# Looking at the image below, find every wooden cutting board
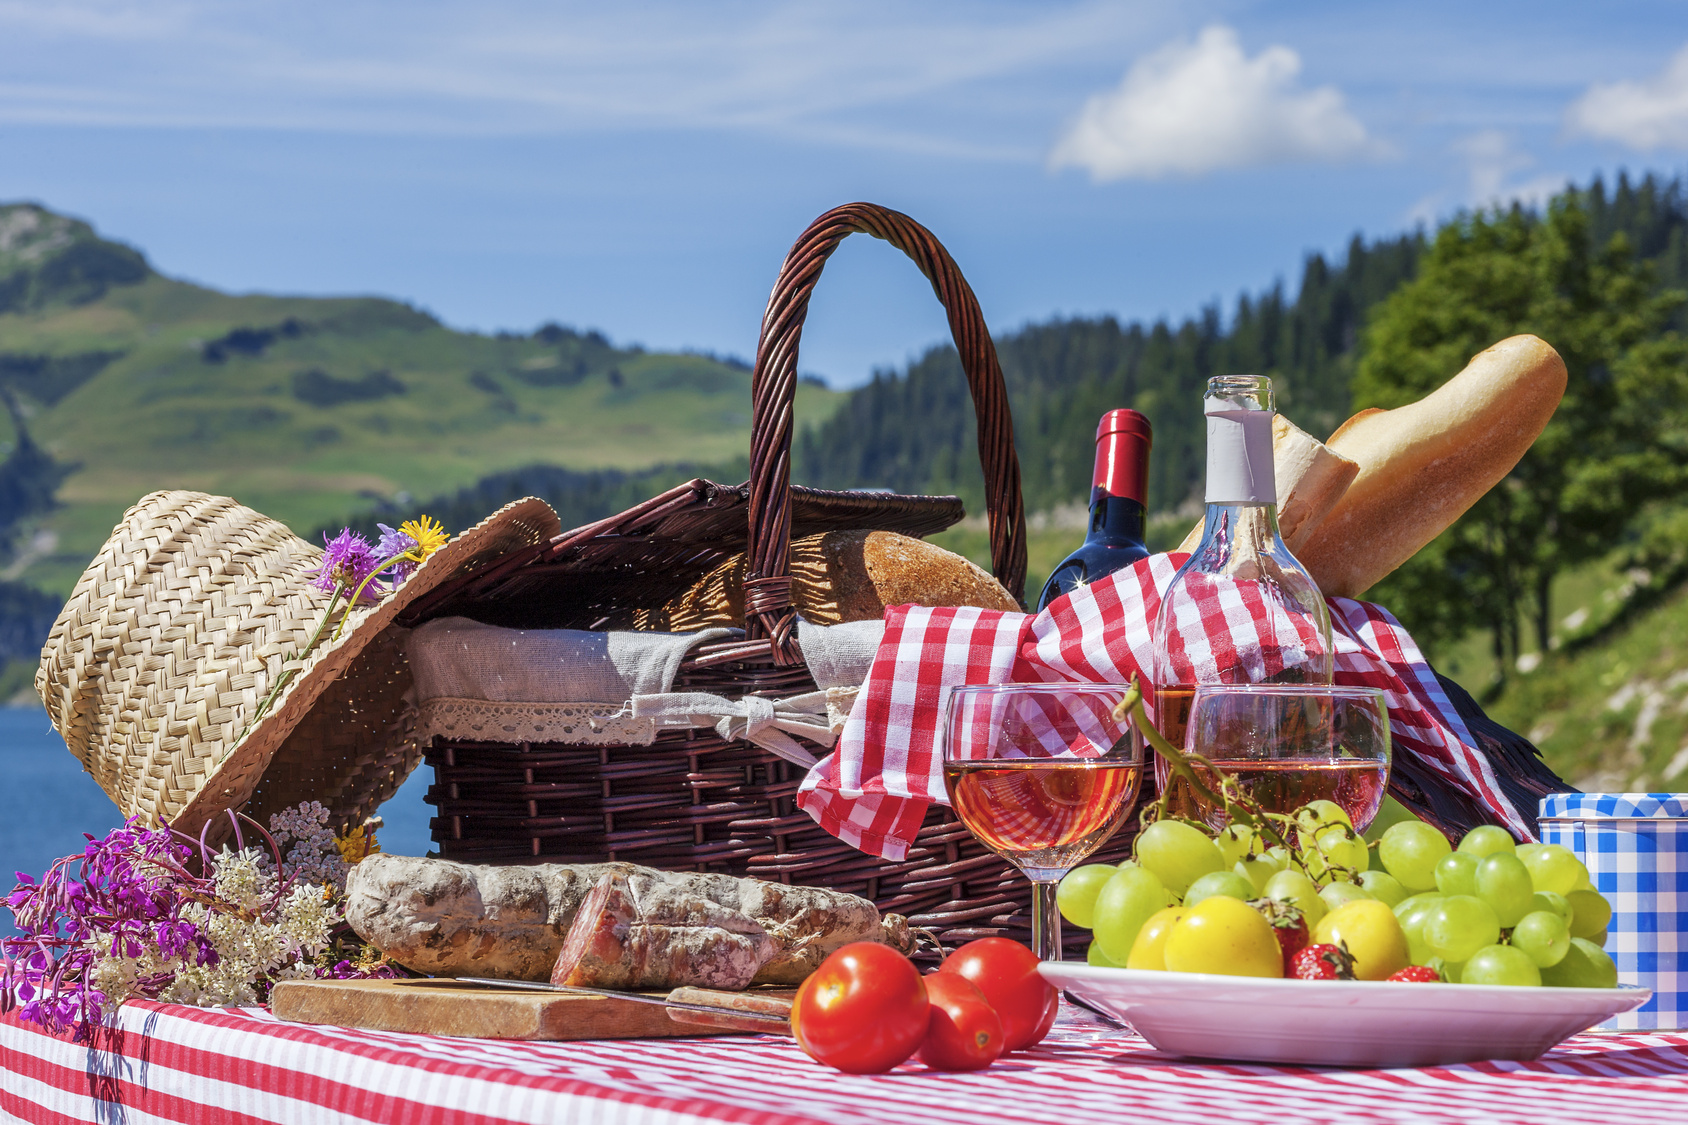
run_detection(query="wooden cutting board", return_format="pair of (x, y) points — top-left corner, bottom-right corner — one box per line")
(271, 978), (774, 1041)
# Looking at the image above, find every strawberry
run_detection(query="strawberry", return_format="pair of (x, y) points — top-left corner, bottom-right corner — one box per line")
(1251, 897), (1309, 976)
(1290, 942), (1357, 981)
(1387, 965), (1442, 983)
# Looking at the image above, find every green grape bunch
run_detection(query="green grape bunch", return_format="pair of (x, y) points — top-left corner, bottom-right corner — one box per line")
(1054, 677), (1621, 988)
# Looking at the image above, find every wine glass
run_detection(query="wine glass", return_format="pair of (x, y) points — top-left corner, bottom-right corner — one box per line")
(1161, 684), (1391, 831)
(942, 684), (1145, 962)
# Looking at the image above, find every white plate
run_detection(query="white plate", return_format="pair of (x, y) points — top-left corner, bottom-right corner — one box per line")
(1040, 962), (1651, 1068)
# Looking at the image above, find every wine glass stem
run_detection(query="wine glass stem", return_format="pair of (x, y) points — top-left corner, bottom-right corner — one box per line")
(1031, 879), (1062, 962)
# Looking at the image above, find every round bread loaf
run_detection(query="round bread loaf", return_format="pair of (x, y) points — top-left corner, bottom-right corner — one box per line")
(1293, 334), (1567, 598)
(637, 529), (1020, 632)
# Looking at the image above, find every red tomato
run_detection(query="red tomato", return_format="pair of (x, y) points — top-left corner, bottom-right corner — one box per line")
(937, 938), (1058, 1051)
(791, 943), (929, 1073)
(917, 972), (1004, 1071)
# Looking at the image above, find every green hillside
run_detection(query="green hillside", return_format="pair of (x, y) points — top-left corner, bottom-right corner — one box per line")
(0, 202), (839, 600)
(1485, 561), (1688, 792)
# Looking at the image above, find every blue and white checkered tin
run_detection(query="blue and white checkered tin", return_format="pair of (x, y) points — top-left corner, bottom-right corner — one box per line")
(1539, 793), (1687, 1029)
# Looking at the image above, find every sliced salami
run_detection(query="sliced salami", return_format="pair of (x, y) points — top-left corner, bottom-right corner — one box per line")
(551, 872), (775, 991)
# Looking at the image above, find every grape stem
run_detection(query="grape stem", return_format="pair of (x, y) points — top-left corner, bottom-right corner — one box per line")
(1113, 677), (1360, 882)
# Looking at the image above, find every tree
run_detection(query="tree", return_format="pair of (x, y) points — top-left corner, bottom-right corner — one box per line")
(0, 386), (76, 561)
(1355, 197), (1688, 673)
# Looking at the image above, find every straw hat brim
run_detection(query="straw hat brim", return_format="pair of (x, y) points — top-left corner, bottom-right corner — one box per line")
(36, 491), (560, 841)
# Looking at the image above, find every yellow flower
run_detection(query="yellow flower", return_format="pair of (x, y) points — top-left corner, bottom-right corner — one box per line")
(399, 515), (448, 564)
(326, 515), (449, 643)
(336, 823), (381, 865)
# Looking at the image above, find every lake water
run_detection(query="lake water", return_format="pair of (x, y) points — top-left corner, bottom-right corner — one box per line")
(0, 705), (437, 937)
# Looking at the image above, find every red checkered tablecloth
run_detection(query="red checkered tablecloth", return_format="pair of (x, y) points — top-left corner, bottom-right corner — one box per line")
(797, 556), (1531, 861)
(3, 1001), (1687, 1125)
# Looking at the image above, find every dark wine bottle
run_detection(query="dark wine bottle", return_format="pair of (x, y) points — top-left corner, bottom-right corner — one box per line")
(1035, 408), (1153, 610)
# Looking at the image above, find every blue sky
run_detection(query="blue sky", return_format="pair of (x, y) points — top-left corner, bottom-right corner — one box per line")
(3, 1), (1687, 386)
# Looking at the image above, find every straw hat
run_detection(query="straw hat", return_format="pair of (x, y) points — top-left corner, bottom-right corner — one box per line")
(36, 490), (560, 842)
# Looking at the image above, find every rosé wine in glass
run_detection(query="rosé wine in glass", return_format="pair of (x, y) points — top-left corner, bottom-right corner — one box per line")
(1163, 683), (1391, 831)
(942, 684), (1145, 961)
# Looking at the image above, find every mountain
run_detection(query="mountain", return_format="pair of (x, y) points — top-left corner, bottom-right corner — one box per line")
(0, 204), (149, 313)
(0, 203), (838, 606)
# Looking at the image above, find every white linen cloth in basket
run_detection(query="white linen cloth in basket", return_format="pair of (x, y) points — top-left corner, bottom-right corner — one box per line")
(404, 616), (883, 766)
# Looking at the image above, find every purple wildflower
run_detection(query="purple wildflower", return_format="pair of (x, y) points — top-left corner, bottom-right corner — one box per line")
(307, 529), (380, 602)
(4, 808), (395, 1041)
(374, 524), (419, 582)
(325, 957), (403, 981)
(2, 819), (214, 1040)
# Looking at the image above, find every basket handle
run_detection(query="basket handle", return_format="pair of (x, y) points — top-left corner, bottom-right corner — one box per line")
(745, 202), (1028, 660)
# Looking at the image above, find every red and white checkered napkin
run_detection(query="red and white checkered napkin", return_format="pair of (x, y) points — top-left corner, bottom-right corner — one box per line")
(796, 553), (1533, 860)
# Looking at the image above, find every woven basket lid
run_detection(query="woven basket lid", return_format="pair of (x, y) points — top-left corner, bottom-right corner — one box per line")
(35, 490), (560, 841)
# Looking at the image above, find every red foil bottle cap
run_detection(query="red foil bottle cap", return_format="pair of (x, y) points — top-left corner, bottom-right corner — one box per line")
(1097, 409), (1152, 441)
(1093, 409), (1152, 502)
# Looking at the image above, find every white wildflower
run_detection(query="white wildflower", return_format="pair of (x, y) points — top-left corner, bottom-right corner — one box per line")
(261, 801), (351, 892)
(277, 884), (335, 961)
(88, 953), (143, 1006)
(211, 847), (277, 914)
(204, 905), (287, 972)
(137, 862), (346, 1008)
(55, 803), (380, 1025)
(161, 955), (261, 1008)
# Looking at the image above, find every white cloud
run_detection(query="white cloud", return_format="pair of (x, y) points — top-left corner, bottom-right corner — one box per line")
(1566, 43), (1688, 150)
(1456, 131), (1565, 210)
(0, 0), (1163, 159)
(0, 0), (194, 39)
(1405, 131), (1566, 225)
(1049, 25), (1372, 181)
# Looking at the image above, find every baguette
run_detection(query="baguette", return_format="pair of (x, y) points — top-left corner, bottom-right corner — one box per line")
(1175, 415), (1360, 554)
(1293, 334), (1567, 597)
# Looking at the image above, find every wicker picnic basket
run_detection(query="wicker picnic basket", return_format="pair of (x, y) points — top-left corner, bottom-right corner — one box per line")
(396, 202), (1129, 956)
(392, 202), (1573, 958)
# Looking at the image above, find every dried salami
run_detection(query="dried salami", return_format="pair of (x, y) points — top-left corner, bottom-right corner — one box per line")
(344, 854), (632, 979)
(345, 855), (908, 986)
(552, 872), (775, 991)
